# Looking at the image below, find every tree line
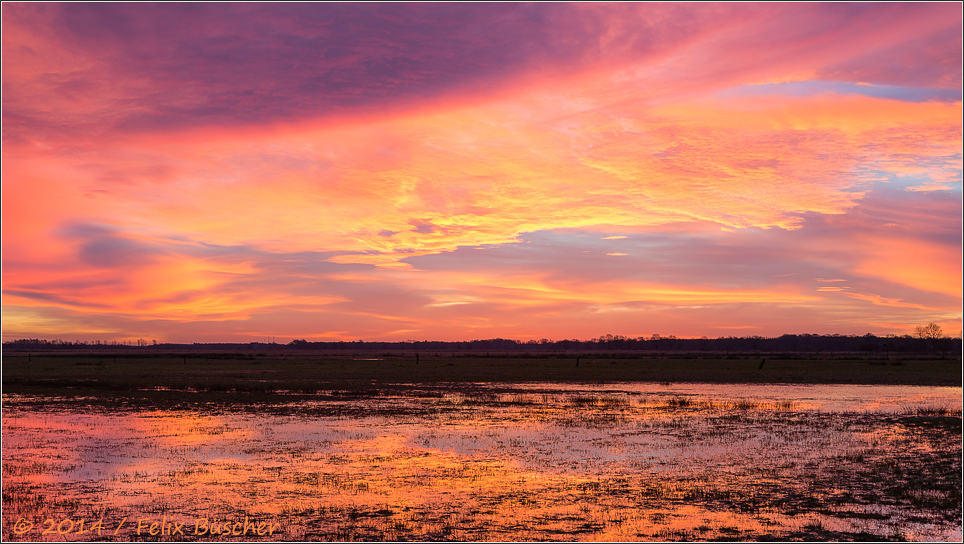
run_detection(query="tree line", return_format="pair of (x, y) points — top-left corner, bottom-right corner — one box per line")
(5, 326), (960, 356)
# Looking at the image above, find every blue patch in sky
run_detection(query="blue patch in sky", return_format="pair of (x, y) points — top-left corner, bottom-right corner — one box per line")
(720, 81), (961, 103)
(855, 166), (963, 193)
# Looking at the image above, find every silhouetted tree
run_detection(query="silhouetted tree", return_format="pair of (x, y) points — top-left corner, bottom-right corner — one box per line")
(914, 322), (943, 340)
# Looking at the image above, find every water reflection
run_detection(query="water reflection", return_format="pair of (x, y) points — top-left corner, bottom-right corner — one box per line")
(2, 383), (961, 541)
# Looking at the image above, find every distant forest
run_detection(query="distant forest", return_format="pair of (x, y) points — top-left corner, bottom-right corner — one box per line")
(4, 331), (960, 357)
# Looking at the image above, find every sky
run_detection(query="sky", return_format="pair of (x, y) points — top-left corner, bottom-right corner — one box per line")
(2, 3), (962, 343)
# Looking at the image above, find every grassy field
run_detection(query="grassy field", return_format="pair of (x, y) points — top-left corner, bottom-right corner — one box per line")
(2, 353), (959, 405)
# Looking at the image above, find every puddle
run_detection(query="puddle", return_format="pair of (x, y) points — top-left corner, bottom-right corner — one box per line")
(2, 383), (961, 541)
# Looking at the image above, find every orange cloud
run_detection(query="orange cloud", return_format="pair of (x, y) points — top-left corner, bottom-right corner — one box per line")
(4, 85), (960, 340)
(844, 292), (940, 311)
(8, 90), (958, 260)
(853, 235), (963, 298)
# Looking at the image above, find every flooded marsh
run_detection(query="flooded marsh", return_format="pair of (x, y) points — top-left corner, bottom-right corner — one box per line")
(2, 382), (961, 541)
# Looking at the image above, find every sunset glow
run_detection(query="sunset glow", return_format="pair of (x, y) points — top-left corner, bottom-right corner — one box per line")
(3, 3), (961, 342)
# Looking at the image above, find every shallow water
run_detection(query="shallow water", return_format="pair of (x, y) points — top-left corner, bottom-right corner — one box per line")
(2, 383), (961, 541)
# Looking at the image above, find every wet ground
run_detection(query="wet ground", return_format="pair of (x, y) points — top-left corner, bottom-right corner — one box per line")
(2, 383), (961, 541)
